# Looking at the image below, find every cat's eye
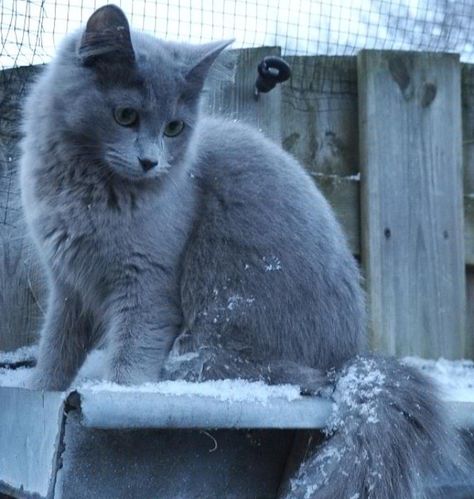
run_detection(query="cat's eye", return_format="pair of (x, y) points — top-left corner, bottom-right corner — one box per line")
(164, 120), (185, 137)
(114, 107), (138, 127)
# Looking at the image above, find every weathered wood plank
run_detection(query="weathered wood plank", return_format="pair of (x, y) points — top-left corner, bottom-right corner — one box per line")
(358, 50), (466, 358)
(466, 196), (474, 268)
(280, 56), (360, 255)
(466, 269), (474, 359)
(203, 47), (282, 143)
(462, 64), (474, 266)
(0, 66), (45, 352)
(281, 56), (359, 177)
(462, 64), (474, 194)
(313, 174), (360, 255)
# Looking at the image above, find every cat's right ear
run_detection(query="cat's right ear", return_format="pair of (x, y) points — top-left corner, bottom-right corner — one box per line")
(77, 5), (135, 66)
(181, 40), (234, 99)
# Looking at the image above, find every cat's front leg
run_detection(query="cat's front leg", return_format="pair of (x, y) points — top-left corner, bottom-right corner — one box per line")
(30, 282), (93, 391)
(104, 292), (180, 385)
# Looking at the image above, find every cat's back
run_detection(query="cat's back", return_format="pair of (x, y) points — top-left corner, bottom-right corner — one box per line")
(192, 115), (303, 183)
(183, 115), (366, 367)
(190, 115), (342, 244)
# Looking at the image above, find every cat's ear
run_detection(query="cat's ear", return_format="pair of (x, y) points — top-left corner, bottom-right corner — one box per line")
(184, 40), (234, 90)
(78, 5), (135, 66)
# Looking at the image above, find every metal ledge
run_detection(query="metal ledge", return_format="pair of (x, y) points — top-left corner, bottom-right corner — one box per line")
(1, 384), (473, 498)
(73, 387), (335, 430)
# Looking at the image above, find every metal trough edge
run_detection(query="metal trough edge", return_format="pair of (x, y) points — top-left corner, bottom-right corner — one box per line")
(72, 388), (335, 430)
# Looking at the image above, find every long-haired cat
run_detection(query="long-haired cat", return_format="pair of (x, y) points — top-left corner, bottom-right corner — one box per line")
(20, 5), (466, 497)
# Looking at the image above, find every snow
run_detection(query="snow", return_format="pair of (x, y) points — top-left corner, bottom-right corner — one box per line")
(263, 256), (282, 272)
(0, 344), (37, 365)
(79, 349), (303, 403)
(311, 172), (361, 182)
(402, 357), (474, 403)
(0, 345), (38, 388)
(329, 357), (386, 430)
(227, 295), (255, 310)
(79, 379), (303, 404)
(0, 367), (32, 388)
(0, 346), (303, 404)
(0, 346), (473, 406)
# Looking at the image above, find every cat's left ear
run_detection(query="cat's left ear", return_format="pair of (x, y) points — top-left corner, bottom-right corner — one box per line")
(184, 40), (234, 90)
(78, 5), (135, 66)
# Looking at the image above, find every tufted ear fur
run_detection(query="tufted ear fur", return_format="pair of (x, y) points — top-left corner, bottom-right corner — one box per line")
(184, 40), (234, 92)
(78, 4), (135, 66)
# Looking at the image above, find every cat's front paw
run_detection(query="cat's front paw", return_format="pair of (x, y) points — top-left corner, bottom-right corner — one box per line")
(26, 368), (72, 392)
(106, 363), (156, 386)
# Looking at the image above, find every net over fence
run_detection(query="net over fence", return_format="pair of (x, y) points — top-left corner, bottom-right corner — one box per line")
(2, 0), (474, 71)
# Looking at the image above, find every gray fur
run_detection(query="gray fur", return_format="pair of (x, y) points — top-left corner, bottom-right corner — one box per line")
(286, 356), (467, 498)
(20, 5), (467, 497)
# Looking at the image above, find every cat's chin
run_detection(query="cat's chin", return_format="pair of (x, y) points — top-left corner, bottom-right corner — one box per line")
(110, 166), (169, 183)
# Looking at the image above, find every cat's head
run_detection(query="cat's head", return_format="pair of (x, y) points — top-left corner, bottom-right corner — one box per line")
(36, 5), (231, 181)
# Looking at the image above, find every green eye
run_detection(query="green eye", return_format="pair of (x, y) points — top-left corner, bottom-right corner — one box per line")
(113, 107), (138, 126)
(164, 120), (185, 137)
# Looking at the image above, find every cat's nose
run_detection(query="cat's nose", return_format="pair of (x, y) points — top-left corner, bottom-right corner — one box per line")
(138, 157), (158, 172)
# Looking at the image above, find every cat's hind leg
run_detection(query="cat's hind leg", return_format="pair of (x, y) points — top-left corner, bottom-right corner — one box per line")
(163, 329), (327, 395)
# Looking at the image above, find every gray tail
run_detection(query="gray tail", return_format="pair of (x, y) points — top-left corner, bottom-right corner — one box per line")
(285, 355), (469, 499)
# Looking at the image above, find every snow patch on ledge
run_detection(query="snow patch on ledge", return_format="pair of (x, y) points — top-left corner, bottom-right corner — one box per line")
(78, 379), (303, 404)
(1, 345), (473, 405)
(0, 367), (31, 388)
(0, 344), (37, 364)
(402, 357), (474, 403)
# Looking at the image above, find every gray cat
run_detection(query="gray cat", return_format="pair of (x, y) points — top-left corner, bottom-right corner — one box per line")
(20, 5), (466, 498)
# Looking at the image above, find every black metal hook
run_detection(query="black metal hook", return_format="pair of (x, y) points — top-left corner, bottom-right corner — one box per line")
(254, 56), (291, 99)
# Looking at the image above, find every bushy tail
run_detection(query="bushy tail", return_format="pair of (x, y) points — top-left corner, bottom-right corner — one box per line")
(284, 355), (468, 499)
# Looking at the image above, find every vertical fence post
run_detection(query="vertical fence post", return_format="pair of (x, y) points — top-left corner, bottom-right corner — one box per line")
(462, 64), (474, 359)
(358, 50), (466, 358)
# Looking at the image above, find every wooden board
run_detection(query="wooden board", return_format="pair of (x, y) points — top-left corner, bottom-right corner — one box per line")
(466, 196), (474, 268)
(313, 174), (360, 256)
(467, 269), (474, 359)
(358, 51), (466, 358)
(281, 55), (360, 256)
(203, 46), (282, 143)
(462, 64), (474, 194)
(462, 64), (474, 266)
(281, 55), (359, 177)
(0, 66), (45, 351)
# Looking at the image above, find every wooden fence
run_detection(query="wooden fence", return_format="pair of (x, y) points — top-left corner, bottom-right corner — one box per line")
(0, 47), (472, 358)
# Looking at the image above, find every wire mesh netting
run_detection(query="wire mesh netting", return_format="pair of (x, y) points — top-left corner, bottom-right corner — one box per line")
(2, 0), (474, 71)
